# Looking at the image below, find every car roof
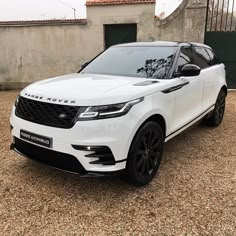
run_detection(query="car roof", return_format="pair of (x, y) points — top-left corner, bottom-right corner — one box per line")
(114, 41), (212, 49)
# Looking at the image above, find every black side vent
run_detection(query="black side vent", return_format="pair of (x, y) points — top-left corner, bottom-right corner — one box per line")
(72, 145), (115, 165)
(134, 80), (159, 86)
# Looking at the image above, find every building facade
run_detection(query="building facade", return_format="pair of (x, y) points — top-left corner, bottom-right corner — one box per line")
(0, 0), (207, 90)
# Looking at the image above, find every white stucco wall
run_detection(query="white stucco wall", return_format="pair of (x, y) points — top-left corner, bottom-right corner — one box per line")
(0, 0), (207, 90)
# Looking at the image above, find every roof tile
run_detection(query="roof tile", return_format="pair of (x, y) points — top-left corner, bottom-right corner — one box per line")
(0, 19), (87, 26)
(86, 0), (156, 6)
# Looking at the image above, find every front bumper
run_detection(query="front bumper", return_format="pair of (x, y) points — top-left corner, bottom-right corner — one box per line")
(11, 137), (87, 174)
(10, 103), (145, 174)
(11, 137), (124, 176)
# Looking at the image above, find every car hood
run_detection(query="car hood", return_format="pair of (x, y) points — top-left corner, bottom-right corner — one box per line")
(21, 73), (172, 106)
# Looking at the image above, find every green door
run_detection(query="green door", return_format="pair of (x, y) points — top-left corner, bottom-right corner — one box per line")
(205, 32), (236, 89)
(104, 24), (137, 49)
(205, 0), (236, 89)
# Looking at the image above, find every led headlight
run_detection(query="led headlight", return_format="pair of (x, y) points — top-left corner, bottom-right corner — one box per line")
(77, 97), (144, 121)
(15, 95), (20, 107)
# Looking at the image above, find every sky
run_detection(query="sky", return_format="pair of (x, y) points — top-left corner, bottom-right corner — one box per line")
(0, 0), (183, 21)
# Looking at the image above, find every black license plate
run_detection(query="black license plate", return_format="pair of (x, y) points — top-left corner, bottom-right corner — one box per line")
(20, 130), (52, 148)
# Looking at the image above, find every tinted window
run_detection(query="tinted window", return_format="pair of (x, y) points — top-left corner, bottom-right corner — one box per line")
(193, 47), (211, 69)
(81, 46), (177, 79)
(175, 47), (194, 73)
(206, 48), (220, 65)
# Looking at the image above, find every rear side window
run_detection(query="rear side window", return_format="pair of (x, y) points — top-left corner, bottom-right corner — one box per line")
(206, 48), (220, 65)
(175, 47), (195, 73)
(193, 47), (211, 69)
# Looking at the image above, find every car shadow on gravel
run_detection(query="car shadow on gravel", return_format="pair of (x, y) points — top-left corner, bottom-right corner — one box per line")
(20, 158), (136, 191)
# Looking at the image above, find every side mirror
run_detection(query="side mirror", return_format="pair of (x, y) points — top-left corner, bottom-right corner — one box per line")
(181, 64), (201, 77)
(78, 61), (90, 73)
(81, 61), (90, 69)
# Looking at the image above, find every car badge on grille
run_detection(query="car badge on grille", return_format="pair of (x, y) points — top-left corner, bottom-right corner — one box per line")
(59, 114), (67, 119)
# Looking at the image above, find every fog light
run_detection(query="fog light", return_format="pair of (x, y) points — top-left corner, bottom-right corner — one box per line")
(72, 145), (116, 165)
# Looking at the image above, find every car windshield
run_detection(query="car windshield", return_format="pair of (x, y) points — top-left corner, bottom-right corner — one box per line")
(80, 46), (177, 79)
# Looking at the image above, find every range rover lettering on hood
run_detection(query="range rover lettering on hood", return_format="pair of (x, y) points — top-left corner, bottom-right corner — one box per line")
(24, 93), (76, 104)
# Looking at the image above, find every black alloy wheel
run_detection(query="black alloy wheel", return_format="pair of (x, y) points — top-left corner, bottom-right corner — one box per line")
(206, 89), (226, 127)
(126, 121), (164, 186)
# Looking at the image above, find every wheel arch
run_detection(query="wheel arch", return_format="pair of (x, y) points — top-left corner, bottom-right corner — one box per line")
(130, 114), (167, 144)
(144, 114), (166, 138)
(125, 110), (169, 165)
(221, 85), (228, 96)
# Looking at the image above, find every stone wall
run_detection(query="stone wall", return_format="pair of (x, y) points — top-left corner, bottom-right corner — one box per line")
(0, 22), (90, 90)
(154, 0), (207, 42)
(0, 0), (207, 90)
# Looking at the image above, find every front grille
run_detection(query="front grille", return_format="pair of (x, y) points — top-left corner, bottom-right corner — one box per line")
(15, 96), (80, 129)
(14, 137), (87, 175)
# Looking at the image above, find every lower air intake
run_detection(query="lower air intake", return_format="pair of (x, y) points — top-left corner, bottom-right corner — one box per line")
(14, 137), (87, 175)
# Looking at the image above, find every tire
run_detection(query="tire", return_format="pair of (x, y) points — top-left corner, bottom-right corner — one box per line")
(125, 121), (164, 186)
(206, 89), (226, 127)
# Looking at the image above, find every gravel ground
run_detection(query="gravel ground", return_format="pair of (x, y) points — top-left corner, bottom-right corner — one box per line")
(0, 91), (235, 236)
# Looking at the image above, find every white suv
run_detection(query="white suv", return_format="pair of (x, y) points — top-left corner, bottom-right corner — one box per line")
(10, 41), (227, 186)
